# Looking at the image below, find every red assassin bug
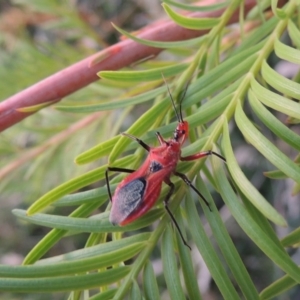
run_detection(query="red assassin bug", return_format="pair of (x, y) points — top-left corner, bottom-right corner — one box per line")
(105, 81), (226, 249)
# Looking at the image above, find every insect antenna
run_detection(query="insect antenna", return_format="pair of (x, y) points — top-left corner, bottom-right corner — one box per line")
(161, 74), (183, 123)
(177, 83), (189, 122)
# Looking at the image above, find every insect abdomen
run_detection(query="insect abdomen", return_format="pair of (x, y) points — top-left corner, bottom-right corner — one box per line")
(110, 177), (146, 225)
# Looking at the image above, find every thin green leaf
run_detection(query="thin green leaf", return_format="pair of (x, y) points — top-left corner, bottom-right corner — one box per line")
(271, 0), (286, 19)
(247, 0), (271, 20)
(56, 86), (167, 113)
(237, 187), (285, 250)
(212, 154), (300, 284)
(130, 280), (142, 300)
(251, 77), (300, 118)
(0, 243), (144, 278)
(163, 0), (228, 12)
(186, 45), (262, 106)
(234, 19), (276, 54)
(274, 37), (300, 64)
(195, 177), (260, 299)
(89, 288), (117, 300)
(75, 136), (120, 164)
(53, 184), (116, 207)
(223, 120), (287, 226)
(281, 227), (300, 247)
(14, 208), (164, 233)
(17, 100), (58, 112)
(235, 100), (300, 184)
(162, 225), (186, 300)
(143, 262), (160, 300)
(112, 23), (206, 49)
(263, 169), (288, 179)
(162, 3), (220, 30)
(0, 266), (130, 292)
(175, 211), (202, 300)
(185, 193), (241, 300)
(260, 272), (298, 300)
(37, 233), (150, 264)
(261, 59), (300, 100)
(248, 88), (300, 151)
(99, 63), (187, 82)
(23, 202), (101, 265)
(288, 20), (300, 49)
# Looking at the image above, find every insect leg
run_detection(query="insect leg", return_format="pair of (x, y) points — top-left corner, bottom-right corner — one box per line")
(105, 167), (135, 202)
(181, 150), (226, 162)
(122, 132), (150, 152)
(174, 171), (211, 211)
(156, 131), (166, 145)
(164, 179), (191, 250)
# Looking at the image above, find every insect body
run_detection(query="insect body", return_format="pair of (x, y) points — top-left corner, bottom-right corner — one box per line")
(106, 84), (225, 248)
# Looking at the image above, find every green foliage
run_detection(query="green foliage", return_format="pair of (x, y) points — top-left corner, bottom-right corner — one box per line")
(1, 0), (300, 299)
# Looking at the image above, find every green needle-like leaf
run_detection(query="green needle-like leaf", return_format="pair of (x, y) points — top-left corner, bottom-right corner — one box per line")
(14, 208), (163, 233)
(195, 176), (260, 299)
(112, 23), (206, 49)
(56, 85), (167, 113)
(53, 184), (116, 207)
(288, 19), (300, 48)
(143, 262), (160, 300)
(99, 63), (187, 82)
(222, 120), (287, 226)
(248, 88), (300, 151)
(23, 202), (102, 265)
(274, 37), (300, 64)
(281, 227), (300, 247)
(260, 273), (298, 300)
(0, 243), (144, 278)
(261, 59), (300, 100)
(212, 153), (300, 284)
(163, 0), (228, 12)
(0, 267), (130, 292)
(130, 280), (142, 300)
(162, 225), (186, 300)
(251, 78), (300, 118)
(185, 193), (241, 300)
(89, 288), (117, 300)
(162, 3), (220, 30)
(235, 100), (300, 184)
(175, 211), (202, 300)
(37, 233), (150, 265)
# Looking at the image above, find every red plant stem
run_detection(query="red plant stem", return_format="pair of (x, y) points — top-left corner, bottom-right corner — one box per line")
(0, 0), (283, 131)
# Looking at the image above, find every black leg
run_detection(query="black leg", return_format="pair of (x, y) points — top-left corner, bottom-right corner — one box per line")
(122, 132), (151, 152)
(181, 150), (226, 162)
(210, 151), (226, 162)
(163, 179), (191, 250)
(174, 171), (211, 211)
(105, 167), (135, 202)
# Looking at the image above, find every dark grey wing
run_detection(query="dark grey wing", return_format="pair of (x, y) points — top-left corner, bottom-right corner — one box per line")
(110, 177), (146, 224)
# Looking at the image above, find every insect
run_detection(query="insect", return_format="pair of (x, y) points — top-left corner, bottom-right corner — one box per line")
(105, 81), (226, 249)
